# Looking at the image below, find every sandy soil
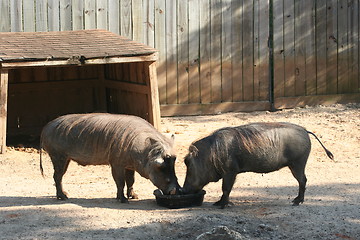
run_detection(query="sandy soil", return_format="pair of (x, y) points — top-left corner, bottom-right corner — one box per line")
(0, 104), (359, 239)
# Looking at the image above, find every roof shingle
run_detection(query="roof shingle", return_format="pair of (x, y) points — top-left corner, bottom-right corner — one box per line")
(0, 29), (157, 62)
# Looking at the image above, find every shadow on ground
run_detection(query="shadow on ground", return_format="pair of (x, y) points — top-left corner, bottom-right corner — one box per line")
(1, 183), (359, 239)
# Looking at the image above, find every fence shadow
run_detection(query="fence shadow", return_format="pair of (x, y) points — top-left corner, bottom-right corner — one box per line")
(1, 182), (359, 239)
(1, 182), (358, 209)
(0, 195), (159, 210)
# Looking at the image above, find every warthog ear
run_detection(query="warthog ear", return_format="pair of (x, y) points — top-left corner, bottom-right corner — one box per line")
(147, 137), (164, 159)
(189, 144), (198, 156)
(170, 134), (175, 144)
(147, 137), (158, 146)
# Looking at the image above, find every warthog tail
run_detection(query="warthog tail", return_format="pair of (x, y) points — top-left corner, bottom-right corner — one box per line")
(307, 131), (334, 160)
(40, 147), (44, 177)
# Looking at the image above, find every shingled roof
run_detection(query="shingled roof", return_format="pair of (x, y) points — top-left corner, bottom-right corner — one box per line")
(0, 29), (157, 63)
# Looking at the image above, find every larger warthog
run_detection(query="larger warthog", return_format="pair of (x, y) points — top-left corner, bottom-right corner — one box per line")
(182, 122), (334, 208)
(40, 113), (180, 203)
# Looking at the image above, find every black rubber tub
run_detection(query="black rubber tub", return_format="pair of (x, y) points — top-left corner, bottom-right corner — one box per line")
(153, 189), (206, 209)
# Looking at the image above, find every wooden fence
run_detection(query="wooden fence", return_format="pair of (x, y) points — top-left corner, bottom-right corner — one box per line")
(1, 0), (359, 116)
(273, 0), (360, 109)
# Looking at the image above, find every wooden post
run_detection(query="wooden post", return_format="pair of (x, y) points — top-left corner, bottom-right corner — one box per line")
(146, 61), (161, 130)
(0, 68), (8, 154)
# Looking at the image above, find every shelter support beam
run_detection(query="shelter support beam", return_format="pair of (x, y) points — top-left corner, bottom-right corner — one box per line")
(146, 62), (161, 130)
(0, 68), (8, 153)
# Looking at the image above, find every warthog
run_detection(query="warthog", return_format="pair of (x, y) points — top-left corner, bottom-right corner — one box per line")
(182, 122), (334, 208)
(40, 113), (180, 203)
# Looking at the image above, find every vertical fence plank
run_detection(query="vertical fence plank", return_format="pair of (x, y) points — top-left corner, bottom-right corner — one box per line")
(348, 0), (359, 93)
(221, 0), (233, 102)
(72, 0), (84, 30)
(36, 0), (48, 31)
(242, 0), (254, 101)
(304, 0), (316, 95)
(316, 0), (327, 95)
(48, 0), (60, 31)
(199, 0), (211, 104)
(143, 0), (155, 47)
(273, 0), (284, 98)
(71, 0), (83, 30)
(178, 0), (189, 104)
(326, 0), (338, 94)
(283, 0), (295, 97)
(258, 0), (269, 100)
(23, 0), (35, 32)
(338, 0), (349, 93)
(232, 0), (243, 102)
(121, 0), (132, 38)
(141, 0), (149, 44)
(132, 0), (143, 42)
(97, 0), (108, 29)
(188, 0), (200, 104)
(166, 0), (178, 104)
(155, 0), (167, 104)
(294, 0), (306, 96)
(60, 0), (72, 31)
(109, 0), (120, 34)
(84, 0), (96, 29)
(0, 0), (10, 32)
(210, 0), (222, 103)
(10, 0), (22, 32)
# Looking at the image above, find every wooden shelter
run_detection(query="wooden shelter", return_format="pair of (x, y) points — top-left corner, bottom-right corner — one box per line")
(0, 29), (160, 153)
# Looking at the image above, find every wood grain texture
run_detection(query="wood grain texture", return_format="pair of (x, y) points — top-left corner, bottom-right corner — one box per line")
(1, 0), (359, 116)
(0, 68), (8, 153)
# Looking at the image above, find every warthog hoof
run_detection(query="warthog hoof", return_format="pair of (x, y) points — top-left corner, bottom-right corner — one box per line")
(292, 197), (304, 206)
(56, 192), (68, 200)
(213, 199), (233, 209)
(127, 190), (139, 200)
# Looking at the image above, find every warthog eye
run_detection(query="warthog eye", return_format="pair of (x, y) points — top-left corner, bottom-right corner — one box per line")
(164, 154), (176, 161)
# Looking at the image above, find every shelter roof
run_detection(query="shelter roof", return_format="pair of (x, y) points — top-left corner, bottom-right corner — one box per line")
(0, 29), (157, 63)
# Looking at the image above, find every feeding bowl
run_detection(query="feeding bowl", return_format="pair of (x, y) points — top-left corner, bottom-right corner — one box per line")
(153, 189), (206, 209)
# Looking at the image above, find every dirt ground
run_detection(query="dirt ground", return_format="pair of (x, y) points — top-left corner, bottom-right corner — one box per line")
(0, 103), (359, 239)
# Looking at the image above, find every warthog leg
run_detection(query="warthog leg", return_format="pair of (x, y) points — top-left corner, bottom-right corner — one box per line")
(50, 153), (70, 200)
(289, 159), (308, 206)
(214, 173), (237, 209)
(111, 164), (128, 203)
(125, 169), (138, 199)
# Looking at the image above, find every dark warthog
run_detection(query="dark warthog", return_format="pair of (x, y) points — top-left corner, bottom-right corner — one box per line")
(182, 122), (334, 208)
(40, 113), (180, 203)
